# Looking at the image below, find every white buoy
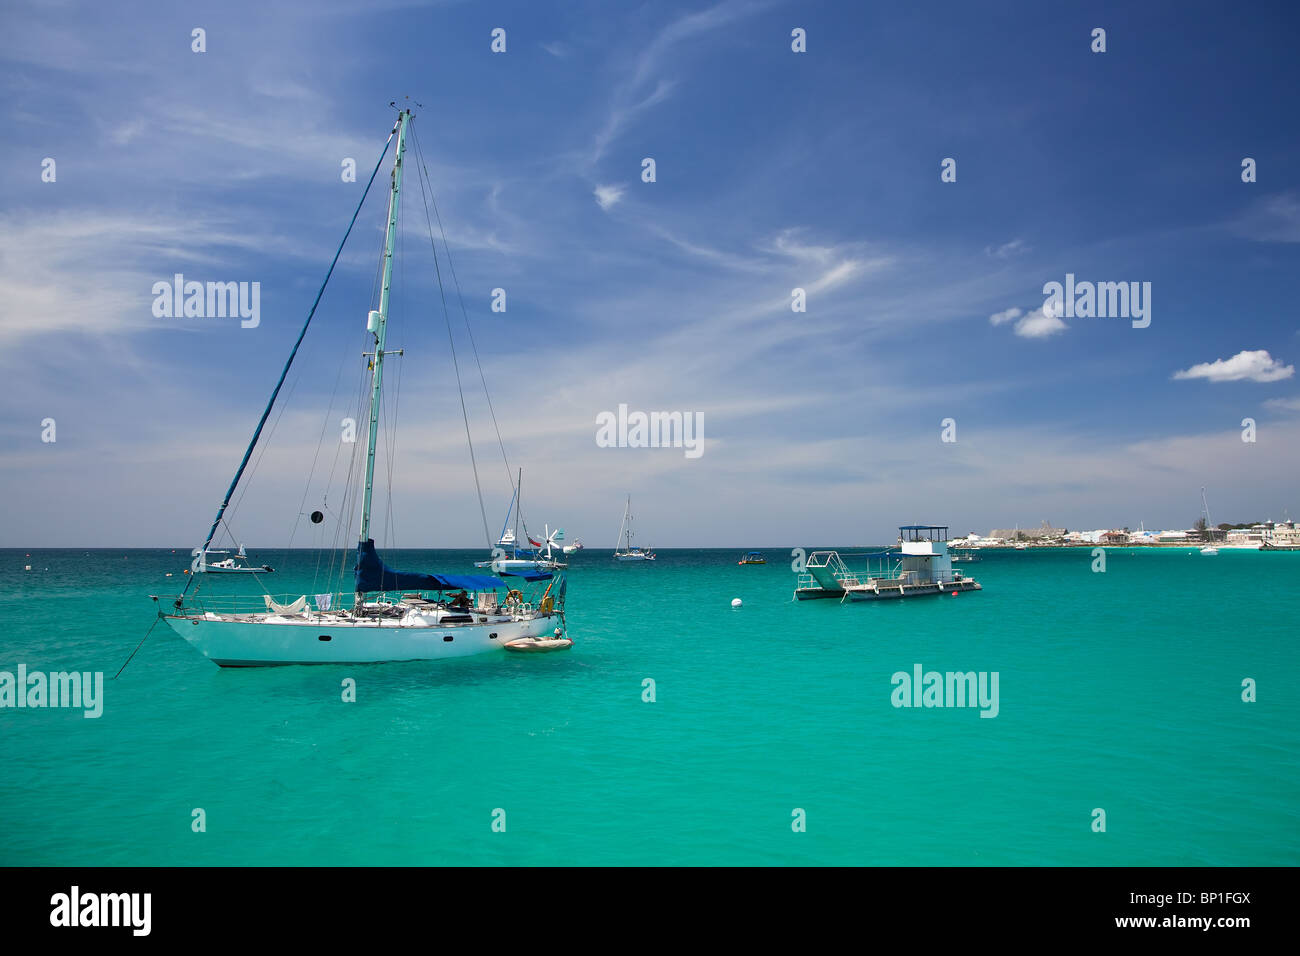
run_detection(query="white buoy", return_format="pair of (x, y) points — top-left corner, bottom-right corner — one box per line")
(731, 598), (743, 608)
(24, 565), (31, 571)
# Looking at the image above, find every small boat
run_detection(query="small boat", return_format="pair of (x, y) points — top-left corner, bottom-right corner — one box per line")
(195, 547), (273, 574)
(1199, 487), (1219, 555)
(503, 634), (573, 653)
(737, 551), (766, 565)
(613, 496), (656, 561)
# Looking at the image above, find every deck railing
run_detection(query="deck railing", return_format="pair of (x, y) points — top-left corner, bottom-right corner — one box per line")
(179, 581), (562, 618)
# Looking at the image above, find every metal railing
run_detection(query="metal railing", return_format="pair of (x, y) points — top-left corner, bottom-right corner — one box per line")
(178, 581), (564, 618)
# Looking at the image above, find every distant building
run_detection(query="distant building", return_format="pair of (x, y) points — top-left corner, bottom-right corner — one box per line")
(990, 522), (1066, 541)
(1099, 531), (1129, 545)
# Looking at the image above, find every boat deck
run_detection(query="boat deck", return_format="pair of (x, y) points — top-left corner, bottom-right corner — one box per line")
(843, 578), (982, 601)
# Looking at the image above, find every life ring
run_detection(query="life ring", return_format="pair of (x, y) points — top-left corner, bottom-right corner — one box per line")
(505, 589), (523, 605)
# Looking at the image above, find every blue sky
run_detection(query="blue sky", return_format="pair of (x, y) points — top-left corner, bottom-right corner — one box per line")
(2, 0), (1298, 548)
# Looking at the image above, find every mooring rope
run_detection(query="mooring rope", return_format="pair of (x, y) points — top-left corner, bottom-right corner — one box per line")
(113, 607), (164, 680)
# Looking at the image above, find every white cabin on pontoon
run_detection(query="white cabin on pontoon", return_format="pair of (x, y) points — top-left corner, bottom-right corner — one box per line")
(794, 525), (982, 601)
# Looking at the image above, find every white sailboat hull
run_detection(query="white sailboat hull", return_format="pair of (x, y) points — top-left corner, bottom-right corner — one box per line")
(165, 612), (562, 667)
(473, 558), (565, 572)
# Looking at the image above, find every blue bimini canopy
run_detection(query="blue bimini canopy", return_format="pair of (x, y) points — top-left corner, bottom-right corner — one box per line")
(355, 539), (504, 593)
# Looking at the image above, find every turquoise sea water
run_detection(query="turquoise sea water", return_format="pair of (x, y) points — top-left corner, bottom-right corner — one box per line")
(1, 546), (1296, 866)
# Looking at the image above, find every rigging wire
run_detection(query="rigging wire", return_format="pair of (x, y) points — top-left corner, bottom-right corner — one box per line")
(410, 122), (517, 498)
(409, 118), (493, 549)
(181, 121), (400, 602)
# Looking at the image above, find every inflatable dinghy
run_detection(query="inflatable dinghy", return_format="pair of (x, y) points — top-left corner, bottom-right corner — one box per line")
(503, 637), (574, 653)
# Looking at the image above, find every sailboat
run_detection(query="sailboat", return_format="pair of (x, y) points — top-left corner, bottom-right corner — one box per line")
(475, 469), (566, 574)
(160, 108), (566, 666)
(194, 544), (273, 574)
(1200, 487), (1219, 555)
(613, 496), (655, 561)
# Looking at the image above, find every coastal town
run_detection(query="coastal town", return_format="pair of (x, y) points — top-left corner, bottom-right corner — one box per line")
(949, 518), (1300, 550)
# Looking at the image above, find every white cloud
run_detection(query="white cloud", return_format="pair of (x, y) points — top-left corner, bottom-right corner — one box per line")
(988, 305), (1066, 338)
(1263, 396), (1300, 412)
(594, 184), (626, 211)
(1173, 349), (1295, 383)
(541, 42), (569, 58)
(1013, 309), (1068, 338)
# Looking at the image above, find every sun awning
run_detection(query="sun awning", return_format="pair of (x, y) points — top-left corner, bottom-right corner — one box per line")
(354, 539), (505, 593)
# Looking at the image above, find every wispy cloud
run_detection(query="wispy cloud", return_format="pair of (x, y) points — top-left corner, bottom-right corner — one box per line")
(1233, 192), (1300, 243)
(985, 238), (1029, 259)
(585, 0), (773, 169)
(594, 184), (626, 211)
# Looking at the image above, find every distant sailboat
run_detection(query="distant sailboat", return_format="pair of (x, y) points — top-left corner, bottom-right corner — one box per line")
(475, 469), (566, 574)
(195, 544), (273, 574)
(1200, 487), (1219, 555)
(613, 496), (655, 561)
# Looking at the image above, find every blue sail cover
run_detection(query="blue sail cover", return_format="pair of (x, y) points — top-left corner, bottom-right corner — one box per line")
(355, 539), (505, 593)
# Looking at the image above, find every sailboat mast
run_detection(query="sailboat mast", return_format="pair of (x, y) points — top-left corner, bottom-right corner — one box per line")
(358, 109), (411, 545)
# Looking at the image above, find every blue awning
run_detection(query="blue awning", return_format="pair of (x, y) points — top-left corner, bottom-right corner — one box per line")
(355, 539), (504, 593)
